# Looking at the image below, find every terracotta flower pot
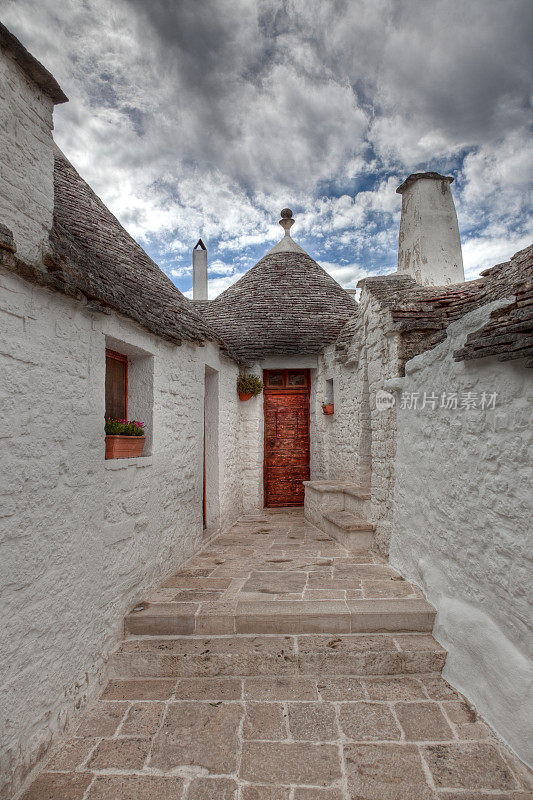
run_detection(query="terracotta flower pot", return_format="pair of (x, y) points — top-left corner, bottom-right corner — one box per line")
(238, 391), (253, 401)
(105, 435), (146, 460)
(322, 403), (334, 415)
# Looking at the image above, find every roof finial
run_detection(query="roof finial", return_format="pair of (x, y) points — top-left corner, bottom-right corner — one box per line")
(279, 208), (294, 236)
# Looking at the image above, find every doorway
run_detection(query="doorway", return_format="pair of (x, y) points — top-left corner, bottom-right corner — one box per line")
(263, 369), (310, 507)
(203, 366), (220, 530)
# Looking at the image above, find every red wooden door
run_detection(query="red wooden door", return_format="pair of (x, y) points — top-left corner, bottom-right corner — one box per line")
(264, 370), (310, 507)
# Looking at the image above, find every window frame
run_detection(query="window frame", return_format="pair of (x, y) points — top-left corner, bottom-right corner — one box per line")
(105, 348), (128, 420)
(263, 369), (310, 393)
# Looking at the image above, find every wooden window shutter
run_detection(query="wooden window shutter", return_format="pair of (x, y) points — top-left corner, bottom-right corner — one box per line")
(105, 349), (127, 419)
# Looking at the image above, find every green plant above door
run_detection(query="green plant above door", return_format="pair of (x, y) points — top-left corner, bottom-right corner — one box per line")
(237, 373), (263, 401)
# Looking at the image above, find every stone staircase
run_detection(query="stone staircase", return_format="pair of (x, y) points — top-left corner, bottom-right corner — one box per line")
(304, 480), (375, 551)
(20, 511), (533, 799)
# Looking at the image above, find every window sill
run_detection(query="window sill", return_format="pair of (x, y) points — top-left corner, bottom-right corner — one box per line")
(104, 455), (153, 470)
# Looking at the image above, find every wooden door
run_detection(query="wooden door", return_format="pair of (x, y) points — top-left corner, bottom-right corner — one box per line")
(264, 370), (310, 507)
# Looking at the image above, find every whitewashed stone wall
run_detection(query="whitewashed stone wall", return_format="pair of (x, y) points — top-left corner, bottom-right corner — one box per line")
(390, 300), (533, 767)
(314, 346), (358, 482)
(239, 362), (264, 513)
(314, 292), (402, 553)
(0, 268), (242, 800)
(0, 53), (55, 265)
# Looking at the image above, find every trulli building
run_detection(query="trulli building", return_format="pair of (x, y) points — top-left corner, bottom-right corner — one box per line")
(0, 22), (532, 800)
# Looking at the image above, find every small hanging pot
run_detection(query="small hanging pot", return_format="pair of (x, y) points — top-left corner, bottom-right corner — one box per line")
(322, 403), (334, 415)
(238, 391), (253, 401)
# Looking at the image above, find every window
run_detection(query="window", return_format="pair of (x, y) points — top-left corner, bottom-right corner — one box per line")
(267, 371), (284, 388)
(288, 371), (307, 387)
(264, 369), (310, 391)
(105, 349), (127, 419)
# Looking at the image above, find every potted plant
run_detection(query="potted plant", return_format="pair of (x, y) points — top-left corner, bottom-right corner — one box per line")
(105, 418), (146, 459)
(322, 402), (334, 415)
(237, 373), (263, 401)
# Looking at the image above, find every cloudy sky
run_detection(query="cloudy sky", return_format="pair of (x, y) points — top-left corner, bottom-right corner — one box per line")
(2, 0), (532, 296)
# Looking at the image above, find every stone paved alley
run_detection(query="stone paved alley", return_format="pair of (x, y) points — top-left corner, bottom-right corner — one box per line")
(21, 511), (533, 799)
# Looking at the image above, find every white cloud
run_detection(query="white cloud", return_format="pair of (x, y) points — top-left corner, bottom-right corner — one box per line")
(462, 232), (533, 280)
(0, 0), (530, 284)
(318, 261), (374, 288)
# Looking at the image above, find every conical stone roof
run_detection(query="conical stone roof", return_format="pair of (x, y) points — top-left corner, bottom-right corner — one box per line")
(202, 209), (357, 363)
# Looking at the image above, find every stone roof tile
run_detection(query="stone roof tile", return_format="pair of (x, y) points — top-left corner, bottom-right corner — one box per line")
(202, 246), (357, 363)
(351, 244), (533, 369)
(45, 150), (218, 346)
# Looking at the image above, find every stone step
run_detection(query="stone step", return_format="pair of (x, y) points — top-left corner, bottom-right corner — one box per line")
(123, 597), (436, 637)
(323, 511), (375, 531)
(320, 510), (375, 552)
(304, 480), (372, 525)
(303, 480), (371, 500)
(110, 632), (447, 678)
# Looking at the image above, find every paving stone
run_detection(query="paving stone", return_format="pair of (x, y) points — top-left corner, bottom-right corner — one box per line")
(244, 702), (287, 739)
(298, 634), (398, 654)
(120, 702), (165, 736)
(172, 589), (223, 602)
(244, 676), (318, 700)
(347, 599), (435, 633)
(395, 633), (447, 651)
(101, 678), (176, 700)
(46, 738), (97, 771)
(19, 772), (92, 800)
(235, 600), (351, 634)
(185, 777), (238, 798)
(87, 775), (185, 799)
(339, 702), (401, 740)
(363, 676), (427, 700)
(423, 742), (518, 790)
(116, 636), (298, 678)
(317, 676), (366, 700)
(418, 674), (459, 700)
(395, 701), (454, 740)
(293, 790), (345, 799)
(176, 677), (242, 700)
(161, 576), (232, 589)
(241, 786), (290, 799)
(175, 568), (214, 577)
(240, 741), (342, 785)
(243, 571), (308, 594)
(500, 750), (533, 791)
(288, 702), (338, 741)
(362, 580), (416, 598)
(442, 700), (492, 739)
(125, 603), (197, 635)
(306, 576), (362, 591)
(75, 702), (127, 736)
(23, 512), (533, 800)
(437, 793), (533, 799)
(344, 742), (435, 799)
(149, 701), (242, 773)
(195, 602), (237, 634)
(86, 737), (151, 769)
(297, 633), (403, 674)
(335, 564), (396, 580)
(304, 590), (346, 600)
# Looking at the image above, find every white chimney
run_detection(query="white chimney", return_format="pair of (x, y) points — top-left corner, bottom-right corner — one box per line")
(396, 172), (464, 286)
(192, 238), (208, 300)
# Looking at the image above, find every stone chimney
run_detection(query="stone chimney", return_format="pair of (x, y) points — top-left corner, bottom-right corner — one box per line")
(396, 172), (464, 286)
(192, 238), (208, 300)
(0, 24), (67, 265)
